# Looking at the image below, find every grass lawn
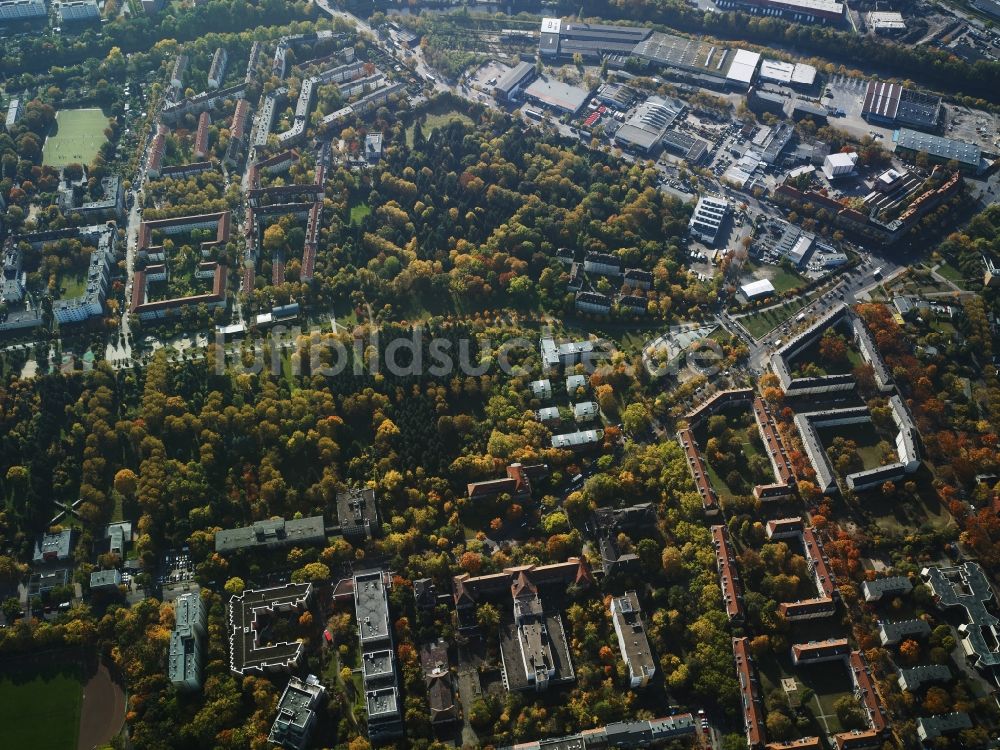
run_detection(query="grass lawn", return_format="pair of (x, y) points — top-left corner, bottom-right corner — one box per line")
(929, 319), (957, 337)
(861, 468), (956, 534)
(111, 490), (124, 523)
(740, 297), (808, 339)
(556, 320), (661, 357)
(42, 109), (109, 168)
(59, 273), (88, 300)
(0, 657), (83, 749)
(406, 109), (475, 146)
(936, 260), (967, 287)
(349, 202), (371, 226)
(790, 333), (861, 378)
(755, 646), (855, 737)
(758, 263), (805, 293)
(817, 421), (886, 472)
(694, 406), (763, 498)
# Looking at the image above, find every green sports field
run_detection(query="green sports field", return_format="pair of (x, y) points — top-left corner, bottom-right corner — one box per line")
(0, 656), (83, 749)
(42, 108), (109, 168)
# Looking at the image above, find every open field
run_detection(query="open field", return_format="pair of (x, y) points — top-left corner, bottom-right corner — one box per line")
(349, 201), (371, 225)
(77, 660), (126, 750)
(935, 260), (967, 287)
(0, 654), (84, 749)
(42, 109), (109, 168)
(751, 262), (805, 294)
(406, 108), (475, 146)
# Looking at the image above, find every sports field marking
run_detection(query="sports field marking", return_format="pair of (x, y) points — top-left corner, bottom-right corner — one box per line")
(42, 108), (109, 168)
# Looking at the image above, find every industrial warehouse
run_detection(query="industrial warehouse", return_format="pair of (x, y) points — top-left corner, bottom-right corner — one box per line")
(862, 80), (942, 131)
(538, 18), (766, 90)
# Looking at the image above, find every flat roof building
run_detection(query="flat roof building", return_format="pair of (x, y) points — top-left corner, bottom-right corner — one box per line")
(726, 49), (761, 89)
(689, 195), (729, 245)
(863, 575), (912, 602)
(538, 17), (651, 59)
(170, 592), (207, 690)
(716, 0), (845, 24)
(566, 374), (587, 394)
(268, 676), (325, 750)
(631, 32), (732, 79)
(33, 529), (74, 563)
(916, 712), (971, 742)
(215, 516), (326, 553)
(335, 487), (380, 542)
(614, 95), (683, 154)
(741, 278), (775, 301)
(540, 335), (560, 370)
(789, 100), (828, 124)
(558, 339), (599, 368)
(355, 570), (391, 648)
(500, 715), (696, 749)
(878, 618), (931, 646)
(595, 82), (636, 109)
(57, 1), (100, 24)
(862, 81), (941, 131)
(661, 130), (709, 163)
(894, 127), (981, 173)
(866, 11), (906, 33)
(759, 59), (794, 84)
(922, 563), (1000, 670)
(0, 0), (47, 23)
(791, 63), (818, 87)
(90, 569), (122, 592)
(495, 61), (536, 102)
(228, 583), (312, 675)
(5, 98), (21, 130)
(752, 122), (795, 164)
(523, 77), (591, 115)
(823, 152), (858, 180)
(898, 664), (951, 693)
(611, 591), (656, 688)
(354, 569), (403, 741)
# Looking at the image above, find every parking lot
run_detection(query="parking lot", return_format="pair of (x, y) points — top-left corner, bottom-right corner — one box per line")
(468, 60), (513, 93)
(823, 76), (896, 142)
(824, 75), (999, 152)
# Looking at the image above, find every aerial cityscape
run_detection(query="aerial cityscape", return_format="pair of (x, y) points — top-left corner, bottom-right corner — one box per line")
(0, 0), (998, 749)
